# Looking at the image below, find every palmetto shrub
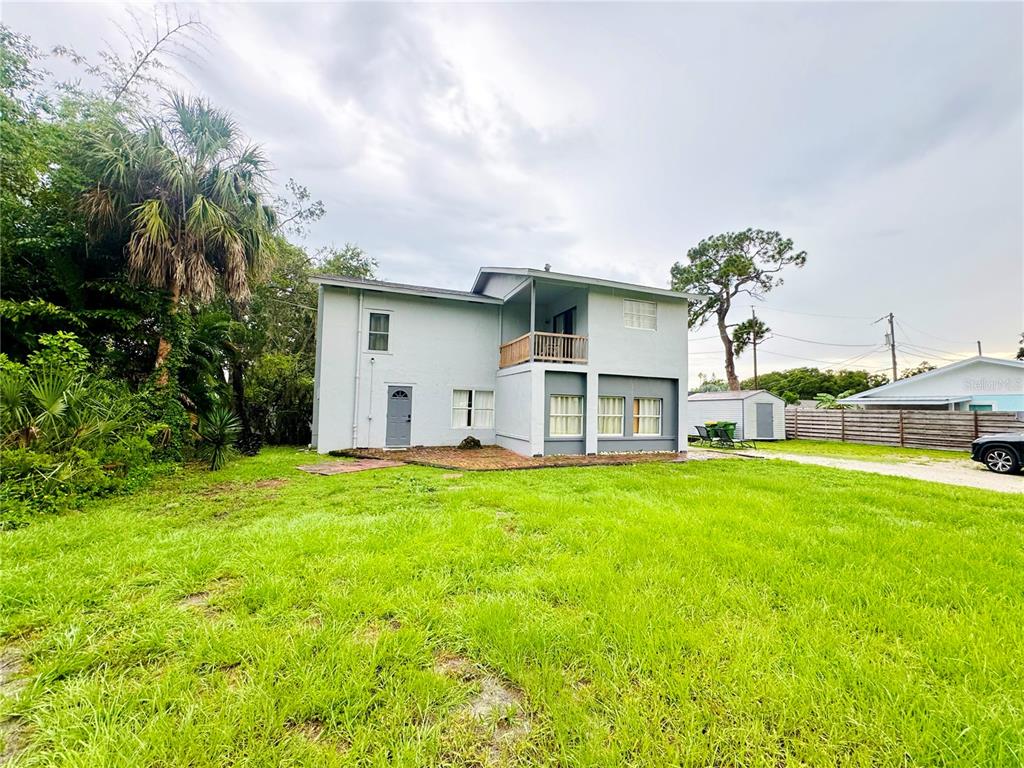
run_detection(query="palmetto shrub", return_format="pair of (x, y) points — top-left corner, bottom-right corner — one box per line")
(0, 336), (160, 527)
(197, 406), (241, 471)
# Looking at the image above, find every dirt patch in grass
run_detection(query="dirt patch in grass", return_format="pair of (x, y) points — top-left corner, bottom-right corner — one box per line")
(355, 617), (402, 644)
(343, 445), (683, 471)
(1, 647), (27, 763)
(177, 577), (238, 616)
(286, 718), (350, 753)
(296, 459), (405, 476)
(434, 653), (531, 758)
(200, 478), (289, 498)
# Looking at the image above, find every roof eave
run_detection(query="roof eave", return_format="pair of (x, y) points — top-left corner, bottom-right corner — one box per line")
(312, 275), (503, 305)
(473, 266), (708, 301)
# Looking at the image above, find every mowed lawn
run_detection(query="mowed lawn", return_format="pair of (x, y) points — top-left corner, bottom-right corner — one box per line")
(2, 449), (1023, 767)
(753, 439), (969, 464)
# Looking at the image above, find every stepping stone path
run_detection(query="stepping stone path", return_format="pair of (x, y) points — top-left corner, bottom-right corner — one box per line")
(296, 459), (405, 475)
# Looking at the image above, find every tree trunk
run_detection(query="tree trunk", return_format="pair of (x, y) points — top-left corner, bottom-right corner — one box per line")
(154, 281), (181, 386)
(230, 357), (252, 436)
(717, 310), (740, 391)
(228, 302), (254, 443)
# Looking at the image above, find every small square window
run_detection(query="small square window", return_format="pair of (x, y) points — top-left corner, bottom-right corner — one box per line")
(624, 299), (657, 330)
(368, 312), (389, 351)
(452, 389), (495, 428)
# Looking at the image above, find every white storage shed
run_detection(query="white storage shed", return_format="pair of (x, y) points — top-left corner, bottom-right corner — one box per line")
(687, 390), (786, 441)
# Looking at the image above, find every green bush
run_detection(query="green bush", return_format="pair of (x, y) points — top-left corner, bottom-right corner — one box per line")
(0, 334), (168, 528)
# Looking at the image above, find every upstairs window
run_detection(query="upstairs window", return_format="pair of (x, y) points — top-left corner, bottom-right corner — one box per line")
(624, 299), (657, 330)
(452, 389), (495, 428)
(368, 312), (390, 351)
(633, 397), (662, 436)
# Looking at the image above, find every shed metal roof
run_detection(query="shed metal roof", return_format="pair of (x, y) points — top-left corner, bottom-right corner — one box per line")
(688, 390), (781, 401)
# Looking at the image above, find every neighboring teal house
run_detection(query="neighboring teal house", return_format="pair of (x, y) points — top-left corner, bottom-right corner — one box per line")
(840, 356), (1024, 412)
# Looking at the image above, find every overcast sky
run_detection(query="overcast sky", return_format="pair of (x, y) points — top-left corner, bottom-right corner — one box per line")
(7, 1), (1023, 384)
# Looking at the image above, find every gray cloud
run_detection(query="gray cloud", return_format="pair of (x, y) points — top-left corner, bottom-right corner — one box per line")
(6, 1), (1022, 382)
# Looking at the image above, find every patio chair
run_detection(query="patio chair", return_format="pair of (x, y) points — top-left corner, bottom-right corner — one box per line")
(733, 426), (757, 451)
(707, 425), (732, 448)
(693, 425), (713, 446)
(708, 426), (757, 451)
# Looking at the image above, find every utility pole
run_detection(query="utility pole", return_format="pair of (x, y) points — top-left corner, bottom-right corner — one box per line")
(751, 306), (759, 388)
(875, 312), (897, 381)
(977, 340), (982, 356)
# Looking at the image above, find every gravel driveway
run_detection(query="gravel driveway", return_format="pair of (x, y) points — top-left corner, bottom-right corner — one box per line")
(755, 451), (1023, 494)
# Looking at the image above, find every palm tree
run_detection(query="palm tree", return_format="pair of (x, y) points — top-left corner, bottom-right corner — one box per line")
(82, 95), (277, 379)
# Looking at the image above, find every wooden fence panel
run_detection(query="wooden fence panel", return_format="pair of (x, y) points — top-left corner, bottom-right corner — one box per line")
(784, 408), (1024, 451)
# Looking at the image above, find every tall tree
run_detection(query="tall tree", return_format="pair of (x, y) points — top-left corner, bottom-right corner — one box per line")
(671, 230), (806, 390)
(81, 94), (278, 380)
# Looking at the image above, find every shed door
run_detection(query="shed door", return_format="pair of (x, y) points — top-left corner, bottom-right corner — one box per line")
(756, 402), (774, 438)
(386, 386), (412, 446)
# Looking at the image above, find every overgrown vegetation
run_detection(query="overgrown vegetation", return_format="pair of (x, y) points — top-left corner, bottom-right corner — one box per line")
(0, 21), (373, 524)
(740, 366), (889, 403)
(1, 450), (1021, 764)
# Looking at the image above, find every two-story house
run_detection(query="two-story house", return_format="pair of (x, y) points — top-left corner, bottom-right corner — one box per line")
(311, 266), (700, 457)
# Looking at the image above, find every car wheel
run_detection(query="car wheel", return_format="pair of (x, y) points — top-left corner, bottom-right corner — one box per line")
(982, 446), (1021, 474)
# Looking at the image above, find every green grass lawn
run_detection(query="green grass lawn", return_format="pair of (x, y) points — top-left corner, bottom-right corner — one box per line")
(2, 448), (1023, 767)
(750, 438), (968, 463)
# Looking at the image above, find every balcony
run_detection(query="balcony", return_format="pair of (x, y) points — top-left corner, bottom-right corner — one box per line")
(499, 332), (588, 368)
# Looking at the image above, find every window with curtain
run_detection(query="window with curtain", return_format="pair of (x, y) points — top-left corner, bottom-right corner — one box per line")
(368, 312), (390, 351)
(598, 396), (624, 436)
(633, 397), (662, 435)
(549, 395), (584, 437)
(623, 299), (657, 330)
(473, 390), (495, 427)
(452, 389), (472, 427)
(452, 389), (495, 427)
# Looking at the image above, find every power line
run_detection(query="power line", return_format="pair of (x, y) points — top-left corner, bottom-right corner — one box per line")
(750, 304), (875, 321)
(897, 318), (975, 346)
(897, 344), (969, 364)
(771, 332), (877, 348)
(757, 348), (888, 367)
(894, 321), (971, 357)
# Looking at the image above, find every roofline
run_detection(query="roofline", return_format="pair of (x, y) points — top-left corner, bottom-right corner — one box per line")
(312, 274), (503, 305)
(688, 389), (781, 401)
(842, 355), (1024, 400)
(838, 395), (973, 404)
(472, 267), (707, 301)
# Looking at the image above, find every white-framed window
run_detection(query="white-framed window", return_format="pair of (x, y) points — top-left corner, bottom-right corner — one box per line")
(598, 396), (625, 436)
(633, 397), (662, 436)
(623, 299), (657, 330)
(452, 389), (495, 428)
(549, 395), (584, 437)
(368, 312), (390, 351)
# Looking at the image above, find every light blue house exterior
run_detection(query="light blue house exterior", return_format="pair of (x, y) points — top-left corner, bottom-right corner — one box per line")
(311, 267), (700, 456)
(839, 356), (1024, 413)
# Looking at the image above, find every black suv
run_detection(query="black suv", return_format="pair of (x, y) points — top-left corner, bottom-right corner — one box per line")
(970, 432), (1024, 474)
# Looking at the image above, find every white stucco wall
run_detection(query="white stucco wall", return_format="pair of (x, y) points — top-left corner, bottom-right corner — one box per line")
(313, 286), (503, 452)
(494, 367), (533, 454)
(313, 279), (694, 456)
(586, 289), (689, 449)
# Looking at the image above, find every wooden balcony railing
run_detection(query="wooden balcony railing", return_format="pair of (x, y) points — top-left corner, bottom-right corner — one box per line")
(498, 332), (588, 368)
